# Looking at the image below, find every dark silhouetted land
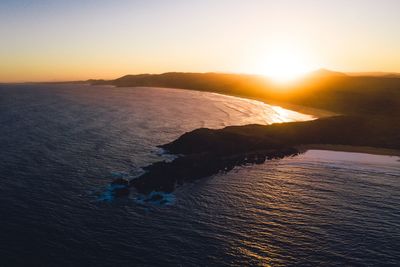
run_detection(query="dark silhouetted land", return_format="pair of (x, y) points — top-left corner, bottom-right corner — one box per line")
(118, 115), (400, 195)
(91, 71), (400, 196)
(91, 70), (400, 116)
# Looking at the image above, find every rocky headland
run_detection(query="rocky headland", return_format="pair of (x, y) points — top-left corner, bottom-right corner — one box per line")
(111, 115), (400, 196)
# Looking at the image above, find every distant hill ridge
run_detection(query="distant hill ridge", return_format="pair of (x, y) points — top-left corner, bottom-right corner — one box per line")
(90, 70), (400, 116)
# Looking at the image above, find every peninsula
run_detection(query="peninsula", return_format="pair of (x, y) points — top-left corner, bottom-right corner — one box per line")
(95, 71), (400, 196)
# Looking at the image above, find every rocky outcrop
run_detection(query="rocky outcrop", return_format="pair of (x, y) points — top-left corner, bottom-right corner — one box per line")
(111, 115), (400, 196)
(111, 147), (300, 195)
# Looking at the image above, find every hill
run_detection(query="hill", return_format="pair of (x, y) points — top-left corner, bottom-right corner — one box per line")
(90, 71), (400, 117)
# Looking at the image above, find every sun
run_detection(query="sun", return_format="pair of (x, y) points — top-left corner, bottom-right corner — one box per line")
(257, 48), (314, 83)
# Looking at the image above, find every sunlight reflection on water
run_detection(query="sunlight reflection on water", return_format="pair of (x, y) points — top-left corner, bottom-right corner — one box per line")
(206, 92), (315, 125)
(270, 105), (315, 123)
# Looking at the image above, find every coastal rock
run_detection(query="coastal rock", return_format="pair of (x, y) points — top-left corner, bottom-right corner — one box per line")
(113, 186), (130, 197)
(147, 193), (163, 202)
(111, 178), (130, 196)
(128, 147), (301, 195)
(111, 178), (130, 186)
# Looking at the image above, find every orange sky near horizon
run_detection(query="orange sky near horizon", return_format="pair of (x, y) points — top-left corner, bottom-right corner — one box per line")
(1, 0), (400, 82)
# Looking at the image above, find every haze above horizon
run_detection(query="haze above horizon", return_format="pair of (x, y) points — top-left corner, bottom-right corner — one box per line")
(1, 0), (400, 82)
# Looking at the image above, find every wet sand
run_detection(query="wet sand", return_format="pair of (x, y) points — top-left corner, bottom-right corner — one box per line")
(297, 144), (400, 157)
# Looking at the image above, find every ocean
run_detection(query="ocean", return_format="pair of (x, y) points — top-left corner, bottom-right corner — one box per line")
(0, 84), (399, 266)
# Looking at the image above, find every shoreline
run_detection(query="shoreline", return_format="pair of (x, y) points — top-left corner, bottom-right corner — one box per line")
(109, 85), (396, 157)
(115, 85), (336, 119)
(87, 84), (398, 157)
(207, 91), (337, 118)
(296, 144), (400, 157)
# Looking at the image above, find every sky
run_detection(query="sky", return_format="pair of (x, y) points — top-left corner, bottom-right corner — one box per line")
(1, 0), (400, 82)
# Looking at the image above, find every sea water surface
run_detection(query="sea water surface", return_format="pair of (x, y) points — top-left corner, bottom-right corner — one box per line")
(0, 84), (399, 266)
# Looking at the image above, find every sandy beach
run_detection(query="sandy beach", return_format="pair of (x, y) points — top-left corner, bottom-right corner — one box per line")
(296, 144), (400, 157)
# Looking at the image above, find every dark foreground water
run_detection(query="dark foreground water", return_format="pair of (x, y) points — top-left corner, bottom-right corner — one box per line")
(0, 84), (399, 266)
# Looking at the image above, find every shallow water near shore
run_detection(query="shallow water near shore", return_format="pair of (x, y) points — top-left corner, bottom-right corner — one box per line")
(0, 84), (399, 266)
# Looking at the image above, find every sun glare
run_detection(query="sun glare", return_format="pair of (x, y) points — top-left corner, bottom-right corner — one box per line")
(258, 48), (315, 83)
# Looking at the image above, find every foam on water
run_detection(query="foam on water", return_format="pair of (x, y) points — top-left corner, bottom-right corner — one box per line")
(154, 147), (180, 162)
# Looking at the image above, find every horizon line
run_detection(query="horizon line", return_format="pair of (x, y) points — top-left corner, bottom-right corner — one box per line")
(2, 68), (400, 84)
